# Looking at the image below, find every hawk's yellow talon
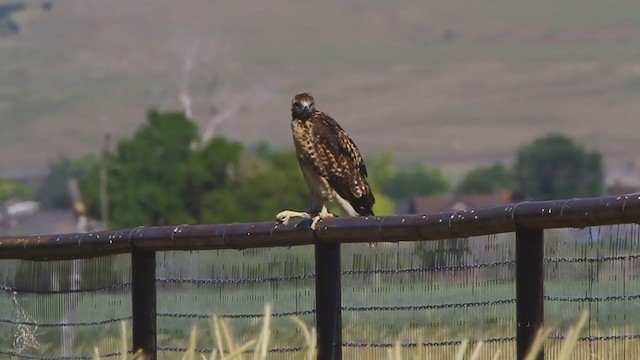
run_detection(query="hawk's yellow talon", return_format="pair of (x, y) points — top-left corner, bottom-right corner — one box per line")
(311, 216), (321, 230)
(310, 206), (335, 230)
(276, 210), (310, 225)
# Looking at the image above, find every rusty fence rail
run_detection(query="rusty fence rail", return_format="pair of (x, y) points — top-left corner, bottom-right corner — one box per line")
(1, 194), (640, 359)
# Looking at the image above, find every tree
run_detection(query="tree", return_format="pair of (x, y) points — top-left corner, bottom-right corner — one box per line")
(455, 163), (512, 195)
(179, 137), (243, 222)
(0, 178), (32, 203)
(368, 180), (395, 216)
(36, 155), (97, 209)
(514, 133), (603, 200)
(77, 113), (414, 228)
(167, 37), (271, 146)
(82, 110), (200, 228)
(202, 150), (308, 224)
(371, 151), (450, 199)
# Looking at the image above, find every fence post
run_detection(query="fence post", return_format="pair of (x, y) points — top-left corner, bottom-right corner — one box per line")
(515, 227), (544, 360)
(315, 242), (342, 360)
(132, 250), (157, 360)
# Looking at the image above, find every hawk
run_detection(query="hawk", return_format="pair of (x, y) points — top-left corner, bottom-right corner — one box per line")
(276, 92), (375, 229)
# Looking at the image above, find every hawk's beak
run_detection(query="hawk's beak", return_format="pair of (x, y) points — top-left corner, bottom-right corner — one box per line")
(302, 105), (311, 112)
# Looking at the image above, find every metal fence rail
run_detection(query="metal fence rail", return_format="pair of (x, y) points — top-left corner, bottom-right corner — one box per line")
(0, 194), (639, 359)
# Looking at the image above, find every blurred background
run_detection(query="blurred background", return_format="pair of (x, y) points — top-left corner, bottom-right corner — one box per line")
(3, 2), (640, 359)
(2, 0), (640, 234)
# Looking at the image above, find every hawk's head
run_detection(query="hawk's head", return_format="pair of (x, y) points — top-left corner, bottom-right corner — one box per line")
(291, 92), (316, 120)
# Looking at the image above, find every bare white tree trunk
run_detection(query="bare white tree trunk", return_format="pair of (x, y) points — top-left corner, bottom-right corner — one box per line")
(178, 39), (200, 120)
(170, 36), (271, 148)
(200, 86), (271, 145)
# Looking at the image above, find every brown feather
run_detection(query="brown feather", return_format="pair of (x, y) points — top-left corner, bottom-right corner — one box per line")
(290, 99), (375, 216)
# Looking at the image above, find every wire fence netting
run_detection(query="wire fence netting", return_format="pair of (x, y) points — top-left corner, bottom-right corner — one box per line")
(0, 224), (639, 359)
(0, 255), (132, 359)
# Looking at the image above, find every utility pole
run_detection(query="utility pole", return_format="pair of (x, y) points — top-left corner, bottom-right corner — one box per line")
(100, 132), (111, 229)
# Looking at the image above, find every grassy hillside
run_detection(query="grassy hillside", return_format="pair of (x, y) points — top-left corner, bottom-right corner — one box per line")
(3, 0), (640, 174)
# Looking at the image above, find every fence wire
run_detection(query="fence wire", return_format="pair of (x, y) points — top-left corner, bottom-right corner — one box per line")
(1, 225), (640, 359)
(0, 254), (132, 359)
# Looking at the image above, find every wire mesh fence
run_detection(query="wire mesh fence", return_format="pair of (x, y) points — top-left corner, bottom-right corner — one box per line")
(155, 247), (316, 357)
(1, 224), (639, 358)
(544, 225), (640, 359)
(0, 255), (132, 359)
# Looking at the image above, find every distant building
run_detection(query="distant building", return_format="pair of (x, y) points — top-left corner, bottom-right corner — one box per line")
(0, 200), (77, 236)
(396, 190), (516, 215)
(605, 183), (640, 196)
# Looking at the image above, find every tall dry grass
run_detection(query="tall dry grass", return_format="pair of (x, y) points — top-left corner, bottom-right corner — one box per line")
(91, 307), (604, 360)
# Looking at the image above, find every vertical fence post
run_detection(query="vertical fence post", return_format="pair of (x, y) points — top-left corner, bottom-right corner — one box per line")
(515, 226), (544, 360)
(132, 250), (157, 360)
(315, 242), (342, 360)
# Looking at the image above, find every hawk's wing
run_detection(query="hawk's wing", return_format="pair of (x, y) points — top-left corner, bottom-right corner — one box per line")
(310, 111), (375, 216)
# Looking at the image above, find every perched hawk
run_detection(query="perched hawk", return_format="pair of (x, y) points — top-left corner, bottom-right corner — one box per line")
(276, 92), (375, 229)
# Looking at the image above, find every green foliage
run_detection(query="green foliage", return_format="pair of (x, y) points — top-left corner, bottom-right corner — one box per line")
(371, 151), (450, 199)
(79, 112), (452, 227)
(202, 150), (308, 223)
(180, 138), (243, 222)
(455, 163), (513, 195)
(369, 180), (395, 216)
(514, 133), (603, 200)
(35, 155), (97, 209)
(108, 110), (199, 227)
(82, 110), (199, 228)
(0, 178), (32, 202)
(80, 110), (309, 227)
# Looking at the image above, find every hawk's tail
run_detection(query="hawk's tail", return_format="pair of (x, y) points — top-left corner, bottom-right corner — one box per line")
(352, 192), (375, 216)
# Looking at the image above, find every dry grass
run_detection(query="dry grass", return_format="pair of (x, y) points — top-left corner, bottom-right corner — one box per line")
(90, 309), (611, 359)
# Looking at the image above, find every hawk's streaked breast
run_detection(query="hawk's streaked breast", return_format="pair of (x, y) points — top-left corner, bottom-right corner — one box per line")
(289, 92), (375, 217)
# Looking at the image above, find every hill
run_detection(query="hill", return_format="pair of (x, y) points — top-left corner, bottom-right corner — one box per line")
(2, 0), (640, 177)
